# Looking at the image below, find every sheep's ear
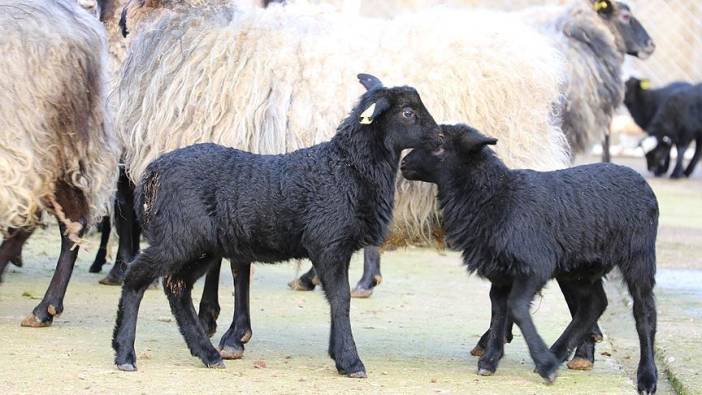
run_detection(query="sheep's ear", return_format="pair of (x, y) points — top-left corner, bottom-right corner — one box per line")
(359, 97), (391, 125)
(357, 73), (384, 91)
(458, 131), (498, 154)
(592, 0), (613, 16)
(640, 79), (651, 90)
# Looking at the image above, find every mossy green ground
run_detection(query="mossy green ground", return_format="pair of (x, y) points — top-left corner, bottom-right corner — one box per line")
(0, 155), (698, 394)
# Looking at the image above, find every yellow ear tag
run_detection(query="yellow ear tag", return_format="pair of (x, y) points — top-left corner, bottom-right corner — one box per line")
(360, 102), (376, 125)
(640, 79), (651, 90)
(594, 1), (608, 11)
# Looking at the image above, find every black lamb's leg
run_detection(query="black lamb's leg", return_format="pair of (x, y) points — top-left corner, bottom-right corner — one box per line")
(164, 260), (224, 369)
(288, 264), (320, 291)
(198, 259), (222, 337)
(219, 261), (253, 359)
(551, 280), (608, 369)
(89, 216), (111, 273)
(101, 167), (139, 285)
(508, 277), (559, 383)
(471, 317), (515, 357)
(0, 228), (33, 282)
(113, 247), (167, 371)
(313, 247), (365, 378)
(683, 137), (702, 177)
(477, 283), (511, 375)
(557, 278), (602, 370)
(627, 279), (658, 394)
(670, 142), (690, 179)
(351, 246), (382, 298)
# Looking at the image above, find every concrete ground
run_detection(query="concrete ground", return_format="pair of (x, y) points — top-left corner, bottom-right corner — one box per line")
(0, 153), (699, 394)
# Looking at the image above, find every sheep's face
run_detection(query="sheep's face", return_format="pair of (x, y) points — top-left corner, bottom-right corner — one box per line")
(375, 88), (440, 152)
(356, 74), (440, 152)
(594, 1), (655, 59)
(401, 124), (497, 183)
(644, 136), (672, 176)
(401, 143), (442, 183)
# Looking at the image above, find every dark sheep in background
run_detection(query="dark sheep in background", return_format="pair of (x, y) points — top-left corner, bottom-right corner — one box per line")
(624, 77), (692, 132)
(623, 77), (691, 177)
(401, 124), (658, 393)
(644, 84), (702, 178)
(112, 75), (440, 376)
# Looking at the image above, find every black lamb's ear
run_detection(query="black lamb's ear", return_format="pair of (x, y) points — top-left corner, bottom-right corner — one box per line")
(592, 0), (614, 16)
(359, 97), (391, 125)
(357, 73), (384, 91)
(458, 128), (498, 153)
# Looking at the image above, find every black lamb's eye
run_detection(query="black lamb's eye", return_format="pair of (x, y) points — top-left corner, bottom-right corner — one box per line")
(402, 109), (415, 119)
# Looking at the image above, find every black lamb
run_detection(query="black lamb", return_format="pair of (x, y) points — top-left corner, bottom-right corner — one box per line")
(644, 83), (702, 178)
(624, 77), (691, 132)
(111, 74), (440, 377)
(401, 124), (658, 394)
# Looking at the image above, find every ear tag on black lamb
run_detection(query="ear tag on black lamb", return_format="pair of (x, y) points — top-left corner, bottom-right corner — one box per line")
(593, 1), (608, 11)
(640, 79), (651, 90)
(360, 102), (376, 125)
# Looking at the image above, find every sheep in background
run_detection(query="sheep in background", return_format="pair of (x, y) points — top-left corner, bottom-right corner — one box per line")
(401, 124), (659, 394)
(624, 77), (694, 177)
(624, 77), (692, 132)
(0, 0), (120, 325)
(645, 84), (702, 178)
(524, 0), (654, 160)
(114, 0), (568, 297)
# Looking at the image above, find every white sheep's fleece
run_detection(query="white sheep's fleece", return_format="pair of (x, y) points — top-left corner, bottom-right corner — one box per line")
(116, 0), (568, 244)
(0, 0), (120, 235)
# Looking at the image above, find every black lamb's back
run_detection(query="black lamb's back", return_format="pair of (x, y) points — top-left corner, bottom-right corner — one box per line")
(136, 136), (396, 265)
(443, 152), (658, 283)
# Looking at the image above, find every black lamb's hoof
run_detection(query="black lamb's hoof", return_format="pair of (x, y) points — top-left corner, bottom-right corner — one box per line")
(670, 172), (684, 179)
(347, 370), (367, 379)
(478, 368), (494, 376)
(567, 357), (594, 371)
(637, 369), (657, 395)
(219, 345), (245, 360)
(88, 260), (107, 273)
(20, 313), (52, 328)
(288, 277), (316, 291)
(116, 363), (137, 372)
(336, 359), (366, 378)
(536, 360), (559, 384)
(350, 286), (373, 298)
(206, 359), (226, 369)
(470, 345), (485, 357)
(99, 273), (124, 286)
(10, 255), (23, 267)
